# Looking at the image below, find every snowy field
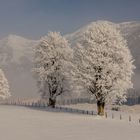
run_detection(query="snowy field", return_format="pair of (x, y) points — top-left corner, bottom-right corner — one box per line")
(63, 103), (140, 124)
(0, 105), (140, 140)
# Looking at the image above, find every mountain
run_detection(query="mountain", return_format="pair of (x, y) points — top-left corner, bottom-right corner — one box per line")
(118, 22), (140, 92)
(66, 21), (140, 93)
(118, 22), (140, 70)
(0, 21), (140, 99)
(0, 35), (39, 99)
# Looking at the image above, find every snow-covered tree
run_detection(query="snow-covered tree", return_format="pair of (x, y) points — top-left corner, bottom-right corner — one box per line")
(33, 32), (73, 108)
(72, 21), (135, 115)
(0, 69), (10, 99)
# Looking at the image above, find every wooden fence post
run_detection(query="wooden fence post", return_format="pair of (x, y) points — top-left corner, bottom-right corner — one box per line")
(105, 112), (107, 118)
(112, 113), (114, 119)
(129, 116), (131, 122)
(120, 114), (122, 120)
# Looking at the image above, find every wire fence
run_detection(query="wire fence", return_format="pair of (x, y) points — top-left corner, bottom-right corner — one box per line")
(1, 95), (140, 107)
(1, 97), (96, 106)
(1, 98), (140, 124)
(126, 97), (140, 105)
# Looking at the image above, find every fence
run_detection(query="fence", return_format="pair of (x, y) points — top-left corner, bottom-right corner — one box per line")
(1, 98), (140, 124)
(56, 98), (95, 105)
(0, 98), (96, 116)
(2, 96), (140, 106)
(126, 97), (140, 105)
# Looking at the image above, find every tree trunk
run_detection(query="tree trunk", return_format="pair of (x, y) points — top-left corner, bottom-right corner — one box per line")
(97, 101), (105, 116)
(48, 98), (56, 108)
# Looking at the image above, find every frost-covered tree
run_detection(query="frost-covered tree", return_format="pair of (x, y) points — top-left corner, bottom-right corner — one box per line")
(33, 32), (73, 108)
(0, 69), (10, 99)
(72, 21), (135, 115)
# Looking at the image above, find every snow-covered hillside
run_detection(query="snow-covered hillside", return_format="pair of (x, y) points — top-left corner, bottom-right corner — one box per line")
(118, 22), (140, 91)
(0, 35), (39, 99)
(0, 105), (140, 140)
(0, 34), (36, 64)
(0, 21), (140, 99)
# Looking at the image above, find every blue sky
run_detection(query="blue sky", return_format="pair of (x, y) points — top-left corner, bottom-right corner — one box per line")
(0, 0), (140, 39)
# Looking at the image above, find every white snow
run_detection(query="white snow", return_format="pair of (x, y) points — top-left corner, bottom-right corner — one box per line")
(0, 69), (10, 99)
(66, 21), (140, 95)
(72, 21), (134, 104)
(33, 32), (73, 101)
(0, 21), (140, 99)
(0, 34), (37, 63)
(0, 105), (140, 140)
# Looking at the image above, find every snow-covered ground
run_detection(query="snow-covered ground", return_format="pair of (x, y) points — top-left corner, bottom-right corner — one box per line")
(63, 103), (140, 124)
(0, 105), (140, 140)
(63, 103), (140, 114)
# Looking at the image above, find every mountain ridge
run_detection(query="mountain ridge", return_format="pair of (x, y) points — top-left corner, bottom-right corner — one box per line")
(0, 21), (140, 98)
